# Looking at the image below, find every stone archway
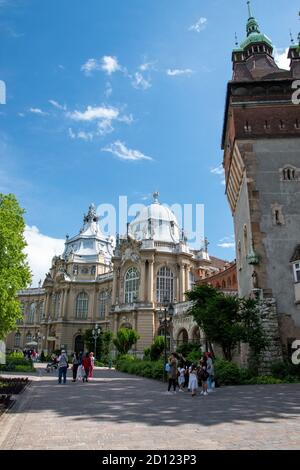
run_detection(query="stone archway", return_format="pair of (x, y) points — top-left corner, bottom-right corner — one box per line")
(177, 328), (188, 347)
(191, 326), (201, 345)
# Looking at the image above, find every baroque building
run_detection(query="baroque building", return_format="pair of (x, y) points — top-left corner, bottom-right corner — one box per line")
(222, 2), (300, 362)
(6, 195), (229, 356)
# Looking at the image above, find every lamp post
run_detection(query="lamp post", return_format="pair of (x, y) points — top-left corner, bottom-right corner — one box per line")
(92, 324), (102, 359)
(158, 298), (174, 381)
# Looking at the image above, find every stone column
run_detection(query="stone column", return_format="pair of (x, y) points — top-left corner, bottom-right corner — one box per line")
(148, 260), (154, 303)
(140, 260), (146, 301)
(179, 263), (185, 302)
(184, 265), (189, 300)
(59, 290), (65, 318)
(44, 293), (50, 319)
(112, 270), (118, 305)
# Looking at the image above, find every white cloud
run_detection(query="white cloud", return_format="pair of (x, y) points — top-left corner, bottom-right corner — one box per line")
(218, 242), (235, 249)
(211, 164), (225, 186)
(68, 128), (94, 141)
(67, 105), (119, 122)
(140, 61), (155, 71)
(105, 81), (113, 98)
(18, 112), (25, 117)
(189, 17), (207, 33)
(101, 55), (121, 75)
(81, 56), (121, 76)
(166, 68), (193, 76)
(81, 58), (99, 75)
(49, 99), (66, 110)
(132, 72), (151, 90)
(210, 164), (224, 175)
(97, 119), (114, 136)
(24, 225), (65, 287)
(29, 107), (48, 115)
(218, 235), (235, 249)
(102, 141), (153, 162)
(274, 47), (290, 70)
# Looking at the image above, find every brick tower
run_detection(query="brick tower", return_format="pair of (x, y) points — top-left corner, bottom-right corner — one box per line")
(222, 1), (300, 363)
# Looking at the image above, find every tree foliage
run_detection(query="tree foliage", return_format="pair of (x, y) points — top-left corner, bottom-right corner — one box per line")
(0, 194), (31, 339)
(83, 329), (114, 361)
(186, 284), (268, 363)
(149, 336), (165, 361)
(113, 328), (140, 356)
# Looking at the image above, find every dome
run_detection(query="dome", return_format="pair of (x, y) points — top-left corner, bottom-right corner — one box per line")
(129, 192), (181, 243)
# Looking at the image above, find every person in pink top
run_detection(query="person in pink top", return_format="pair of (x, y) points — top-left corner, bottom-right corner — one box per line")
(88, 352), (95, 378)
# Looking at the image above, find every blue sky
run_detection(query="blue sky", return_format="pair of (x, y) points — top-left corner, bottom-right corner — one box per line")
(0, 0), (298, 285)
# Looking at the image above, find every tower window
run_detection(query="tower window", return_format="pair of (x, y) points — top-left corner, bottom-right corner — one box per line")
(264, 120), (270, 130)
(282, 166), (297, 181)
(272, 204), (285, 226)
(279, 120), (285, 130)
(293, 263), (300, 283)
(295, 119), (300, 130)
(244, 121), (252, 133)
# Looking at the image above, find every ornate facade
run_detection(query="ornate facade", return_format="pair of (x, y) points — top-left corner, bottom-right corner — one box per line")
(6, 195), (229, 356)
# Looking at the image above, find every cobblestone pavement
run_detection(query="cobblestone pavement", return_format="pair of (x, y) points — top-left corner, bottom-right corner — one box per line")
(0, 366), (300, 450)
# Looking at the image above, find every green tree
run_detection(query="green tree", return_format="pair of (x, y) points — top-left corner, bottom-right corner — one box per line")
(113, 328), (140, 356)
(149, 336), (166, 361)
(0, 194), (31, 339)
(186, 284), (268, 363)
(102, 331), (113, 363)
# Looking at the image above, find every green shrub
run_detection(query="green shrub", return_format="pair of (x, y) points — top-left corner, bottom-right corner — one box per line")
(176, 342), (202, 359)
(214, 359), (241, 385)
(143, 348), (151, 360)
(246, 376), (283, 385)
(7, 351), (24, 360)
(186, 350), (203, 364)
(116, 358), (164, 381)
(270, 361), (300, 379)
(14, 365), (36, 373)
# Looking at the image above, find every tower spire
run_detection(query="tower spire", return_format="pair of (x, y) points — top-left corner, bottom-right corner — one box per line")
(247, 1), (252, 18)
(290, 30), (295, 44)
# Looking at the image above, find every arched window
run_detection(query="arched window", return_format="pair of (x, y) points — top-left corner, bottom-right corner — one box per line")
(53, 293), (61, 318)
(76, 292), (89, 319)
(99, 290), (108, 319)
(28, 303), (35, 324)
(282, 166), (297, 181)
(26, 332), (32, 344)
(39, 301), (45, 321)
(124, 267), (139, 304)
(14, 332), (21, 347)
(177, 329), (188, 346)
(238, 240), (242, 270)
(156, 266), (174, 304)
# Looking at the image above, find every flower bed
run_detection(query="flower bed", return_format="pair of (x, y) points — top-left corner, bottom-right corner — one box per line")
(0, 377), (29, 394)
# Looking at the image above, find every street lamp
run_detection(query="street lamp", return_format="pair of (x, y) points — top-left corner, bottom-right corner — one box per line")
(92, 324), (102, 359)
(158, 298), (174, 381)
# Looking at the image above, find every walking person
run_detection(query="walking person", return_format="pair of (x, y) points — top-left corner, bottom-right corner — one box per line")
(189, 364), (198, 397)
(206, 352), (215, 393)
(199, 357), (209, 396)
(58, 350), (68, 384)
(88, 352), (95, 379)
(167, 354), (178, 394)
(72, 353), (80, 382)
(82, 352), (91, 382)
(178, 364), (186, 392)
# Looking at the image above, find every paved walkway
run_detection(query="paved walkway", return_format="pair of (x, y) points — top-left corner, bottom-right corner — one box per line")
(1, 366), (300, 450)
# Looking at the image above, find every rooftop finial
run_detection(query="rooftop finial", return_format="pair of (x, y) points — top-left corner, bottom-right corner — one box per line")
(290, 30), (295, 44)
(247, 1), (252, 18)
(235, 32), (239, 47)
(153, 191), (159, 203)
(83, 203), (99, 224)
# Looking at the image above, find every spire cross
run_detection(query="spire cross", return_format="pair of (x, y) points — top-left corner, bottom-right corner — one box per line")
(235, 32), (239, 46)
(247, 1), (252, 18)
(290, 30), (294, 44)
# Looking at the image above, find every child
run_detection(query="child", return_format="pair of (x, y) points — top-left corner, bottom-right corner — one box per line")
(178, 365), (186, 392)
(189, 364), (198, 397)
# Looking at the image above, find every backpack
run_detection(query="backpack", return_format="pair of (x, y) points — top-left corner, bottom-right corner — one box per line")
(165, 363), (171, 373)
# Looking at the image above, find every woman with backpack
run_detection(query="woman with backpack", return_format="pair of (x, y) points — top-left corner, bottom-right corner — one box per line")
(166, 354), (178, 393)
